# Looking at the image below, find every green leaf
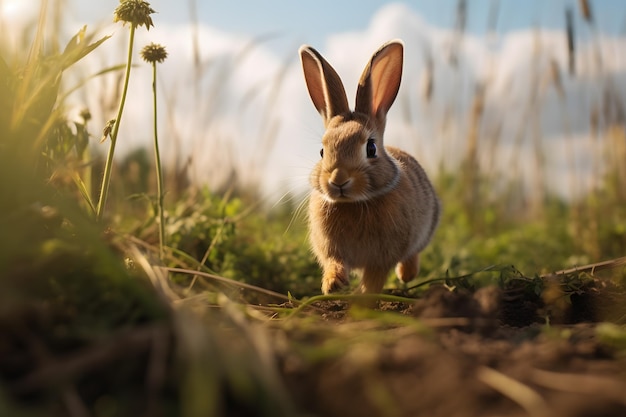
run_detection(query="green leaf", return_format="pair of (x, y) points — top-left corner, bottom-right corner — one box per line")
(60, 26), (111, 71)
(62, 25), (87, 57)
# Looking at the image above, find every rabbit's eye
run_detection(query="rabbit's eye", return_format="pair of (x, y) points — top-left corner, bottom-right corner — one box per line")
(320, 148), (324, 158)
(366, 139), (377, 158)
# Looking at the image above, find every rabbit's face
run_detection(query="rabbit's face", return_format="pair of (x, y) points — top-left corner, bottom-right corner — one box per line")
(311, 114), (399, 203)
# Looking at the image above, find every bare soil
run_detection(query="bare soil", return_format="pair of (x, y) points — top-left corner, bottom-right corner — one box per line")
(278, 279), (626, 417)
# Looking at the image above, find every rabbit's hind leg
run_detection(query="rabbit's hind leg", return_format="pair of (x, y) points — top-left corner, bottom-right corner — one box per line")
(395, 252), (420, 283)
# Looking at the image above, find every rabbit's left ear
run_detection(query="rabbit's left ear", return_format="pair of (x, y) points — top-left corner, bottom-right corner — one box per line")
(300, 45), (350, 127)
(355, 40), (403, 123)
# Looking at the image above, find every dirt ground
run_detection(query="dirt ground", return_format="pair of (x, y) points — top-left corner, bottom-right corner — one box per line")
(1, 273), (626, 417)
(278, 279), (626, 417)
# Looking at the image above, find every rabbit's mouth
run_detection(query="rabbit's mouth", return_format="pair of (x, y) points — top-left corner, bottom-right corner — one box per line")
(325, 191), (353, 203)
(322, 181), (369, 203)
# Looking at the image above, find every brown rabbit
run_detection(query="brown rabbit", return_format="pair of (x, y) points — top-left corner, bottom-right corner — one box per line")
(299, 40), (441, 294)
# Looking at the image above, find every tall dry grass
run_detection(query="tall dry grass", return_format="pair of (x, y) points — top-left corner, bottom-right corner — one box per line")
(404, 0), (626, 263)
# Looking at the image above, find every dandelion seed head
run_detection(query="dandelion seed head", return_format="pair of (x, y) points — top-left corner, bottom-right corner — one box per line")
(113, 0), (156, 30)
(141, 43), (168, 64)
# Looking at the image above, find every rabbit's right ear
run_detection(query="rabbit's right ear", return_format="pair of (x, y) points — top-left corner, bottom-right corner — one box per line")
(355, 40), (403, 127)
(299, 45), (350, 126)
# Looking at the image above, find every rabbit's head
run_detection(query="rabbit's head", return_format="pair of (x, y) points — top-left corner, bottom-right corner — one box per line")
(300, 41), (404, 203)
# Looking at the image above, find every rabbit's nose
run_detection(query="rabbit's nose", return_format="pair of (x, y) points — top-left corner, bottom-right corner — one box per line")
(329, 168), (351, 189)
(329, 179), (351, 190)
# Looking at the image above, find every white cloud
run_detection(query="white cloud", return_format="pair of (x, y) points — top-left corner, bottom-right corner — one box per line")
(7, 2), (625, 201)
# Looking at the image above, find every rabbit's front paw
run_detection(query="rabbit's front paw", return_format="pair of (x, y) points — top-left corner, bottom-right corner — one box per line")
(321, 263), (349, 294)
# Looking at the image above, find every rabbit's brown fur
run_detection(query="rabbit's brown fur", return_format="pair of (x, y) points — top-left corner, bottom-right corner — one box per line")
(300, 40), (440, 294)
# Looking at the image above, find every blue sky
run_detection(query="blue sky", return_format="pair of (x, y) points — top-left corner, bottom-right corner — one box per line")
(68, 1), (626, 49)
(189, 0), (625, 37)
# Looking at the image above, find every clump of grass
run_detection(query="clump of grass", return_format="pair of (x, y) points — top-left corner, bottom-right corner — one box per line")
(0, 9), (109, 215)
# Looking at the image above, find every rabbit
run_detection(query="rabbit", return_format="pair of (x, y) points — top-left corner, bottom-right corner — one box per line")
(299, 39), (441, 294)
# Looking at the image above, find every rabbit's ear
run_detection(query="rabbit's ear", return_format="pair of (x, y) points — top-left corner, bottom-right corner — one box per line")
(300, 45), (350, 126)
(355, 40), (403, 124)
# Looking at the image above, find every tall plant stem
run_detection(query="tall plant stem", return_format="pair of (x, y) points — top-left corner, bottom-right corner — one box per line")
(96, 24), (136, 221)
(151, 62), (166, 260)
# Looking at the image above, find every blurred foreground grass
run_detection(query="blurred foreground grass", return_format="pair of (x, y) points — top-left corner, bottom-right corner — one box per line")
(0, 4), (297, 416)
(1, 1), (626, 416)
